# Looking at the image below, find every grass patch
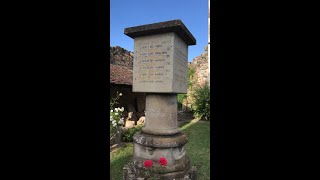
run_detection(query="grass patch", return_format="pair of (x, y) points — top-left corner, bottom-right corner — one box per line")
(110, 120), (210, 180)
(182, 120), (210, 179)
(110, 143), (133, 180)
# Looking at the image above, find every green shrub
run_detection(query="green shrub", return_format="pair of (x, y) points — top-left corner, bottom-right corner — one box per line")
(192, 83), (210, 120)
(122, 125), (144, 142)
(188, 67), (196, 88)
(176, 67), (195, 110)
(177, 94), (187, 110)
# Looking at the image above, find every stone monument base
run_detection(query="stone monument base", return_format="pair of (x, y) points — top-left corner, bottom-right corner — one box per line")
(123, 161), (197, 180)
(122, 131), (197, 179)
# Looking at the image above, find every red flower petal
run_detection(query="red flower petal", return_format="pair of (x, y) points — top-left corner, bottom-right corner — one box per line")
(144, 160), (153, 168)
(158, 157), (167, 166)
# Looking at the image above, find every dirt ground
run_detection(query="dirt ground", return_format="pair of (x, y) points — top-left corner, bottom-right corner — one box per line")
(177, 111), (195, 126)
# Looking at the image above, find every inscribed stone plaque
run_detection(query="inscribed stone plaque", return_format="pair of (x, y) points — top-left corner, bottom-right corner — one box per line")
(133, 32), (188, 93)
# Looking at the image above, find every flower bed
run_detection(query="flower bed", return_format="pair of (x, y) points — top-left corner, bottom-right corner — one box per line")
(110, 92), (125, 146)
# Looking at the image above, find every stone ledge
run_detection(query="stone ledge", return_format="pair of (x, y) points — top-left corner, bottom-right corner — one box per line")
(142, 127), (181, 136)
(133, 131), (188, 148)
(124, 19), (196, 45)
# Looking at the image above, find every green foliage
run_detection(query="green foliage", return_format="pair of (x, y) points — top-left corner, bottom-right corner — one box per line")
(110, 92), (124, 139)
(188, 67), (196, 88)
(122, 125), (144, 142)
(110, 143), (133, 180)
(177, 94), (187, 110)
(192, 83), (210, 120)
(110, 91), (122, 110)
(176, 67), (195, 110)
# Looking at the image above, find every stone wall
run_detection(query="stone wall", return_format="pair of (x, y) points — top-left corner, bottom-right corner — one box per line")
(110, 46), (133, 68)
(189, 45), (209, 87)
(182, 45), (209, 111)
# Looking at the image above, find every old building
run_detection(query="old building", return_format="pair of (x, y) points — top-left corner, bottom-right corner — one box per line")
(110, 64), (146, 123)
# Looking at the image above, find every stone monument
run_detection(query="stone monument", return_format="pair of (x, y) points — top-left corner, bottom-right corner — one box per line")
(123, 19), (197, 180)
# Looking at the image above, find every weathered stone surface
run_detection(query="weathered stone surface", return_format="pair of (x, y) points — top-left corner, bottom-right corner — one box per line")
(123, 161), (197, 180)
(142, 94), (180, 135)
(132, 32), (188, 93)
(133, 132), (188, 148)
(137, 116), (145, 125)
(134, 157), (189, 173)
(131, 133), (190, 175)
(133, 146), (189, 173)
(189, 48), (209, 87)
(110, 46), (133, 69)
(125, 120), (135, 128)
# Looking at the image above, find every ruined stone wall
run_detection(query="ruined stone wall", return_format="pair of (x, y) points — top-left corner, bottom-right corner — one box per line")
(182, 46), (209, 111)
(110, 46), (133, 68)
(189, 45), (209, 87)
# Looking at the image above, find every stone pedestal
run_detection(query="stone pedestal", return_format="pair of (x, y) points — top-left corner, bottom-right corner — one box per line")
(142, 94), (179, 135)
(123, 96), (197, 180)
(123, 20), (197, 180)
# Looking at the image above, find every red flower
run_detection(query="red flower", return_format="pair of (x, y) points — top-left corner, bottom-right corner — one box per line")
(144, 160), (153, 168)
(158, 157), (167, 166)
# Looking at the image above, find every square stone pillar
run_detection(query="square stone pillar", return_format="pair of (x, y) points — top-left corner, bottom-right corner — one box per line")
(123, 20), (197, 180)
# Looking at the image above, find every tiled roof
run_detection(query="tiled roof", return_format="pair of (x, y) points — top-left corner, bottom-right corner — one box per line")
(110, 64), (133, 85)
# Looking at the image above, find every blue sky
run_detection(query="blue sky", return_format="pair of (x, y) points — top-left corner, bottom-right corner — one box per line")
(110, 0), (208, 62)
